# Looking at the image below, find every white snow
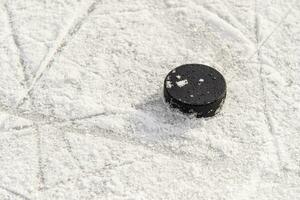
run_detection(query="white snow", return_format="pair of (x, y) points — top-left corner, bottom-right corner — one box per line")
(166, 80), (173, 88)
(0, 0), (299, 199)
(176, 79), (189, 87)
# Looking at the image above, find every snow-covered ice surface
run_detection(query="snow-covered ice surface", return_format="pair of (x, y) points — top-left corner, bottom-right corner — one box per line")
(0, 0), (299, 199)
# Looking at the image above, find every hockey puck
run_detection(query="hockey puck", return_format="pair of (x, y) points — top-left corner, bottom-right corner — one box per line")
(163, 64), (226, 117)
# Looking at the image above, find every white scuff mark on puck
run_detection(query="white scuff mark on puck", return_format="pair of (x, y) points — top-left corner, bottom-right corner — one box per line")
(166, 80), (173, 88)
(176, 79), (188, 88)
(190, 94), (194, 97)
(172, 70), (176, 73)
(199, 78), (204, 82)
(176, 75), (181, 79)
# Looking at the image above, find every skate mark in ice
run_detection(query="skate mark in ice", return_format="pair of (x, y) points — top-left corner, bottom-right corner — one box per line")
(247, 0), (296, 62)
(61, 132), (84, 170)
(90, 6), (192, 19)
(35, 126), (46, 191)
(0, 185), (31, 200)
(9, 124), (34, 132)
(201, 1), (255, 44)
(42, 157), (140, 192)
(0, 102), (65, 127)
(57, 121), (218, 165)
(0, 130), (34, 140)
(219, 0), (254, 34)
(254, 0), (282, 171)
(190, 2), (255, 50)
(227, 0), (296, 85)
(69, 112), (111, 122)
(259, 64), (282, 169)
(3, 4), (30, 89)
(62, 55), (105, 77)
(16, 0), (103, 108)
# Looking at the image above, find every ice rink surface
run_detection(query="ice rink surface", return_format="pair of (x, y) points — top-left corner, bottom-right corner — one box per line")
(0, 0), (299, 199)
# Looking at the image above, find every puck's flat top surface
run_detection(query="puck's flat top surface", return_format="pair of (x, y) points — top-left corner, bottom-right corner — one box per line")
(164, 64), (226, 106)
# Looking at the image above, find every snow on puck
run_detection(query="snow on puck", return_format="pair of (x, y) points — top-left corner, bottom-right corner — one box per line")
(163, 64), (226, 117)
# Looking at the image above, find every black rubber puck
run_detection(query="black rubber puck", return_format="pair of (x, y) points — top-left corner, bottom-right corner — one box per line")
(163, 64), (226, 117)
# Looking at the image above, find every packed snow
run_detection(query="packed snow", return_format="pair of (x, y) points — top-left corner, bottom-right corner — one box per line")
(0, 0), (299, 199)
